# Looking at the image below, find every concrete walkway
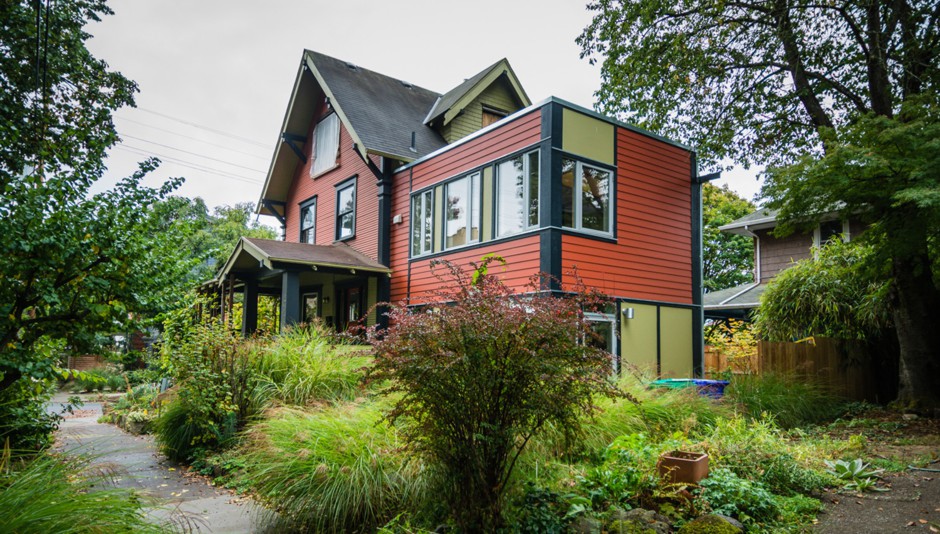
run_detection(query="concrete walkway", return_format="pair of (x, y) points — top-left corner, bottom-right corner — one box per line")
(52, 393), (263, 533)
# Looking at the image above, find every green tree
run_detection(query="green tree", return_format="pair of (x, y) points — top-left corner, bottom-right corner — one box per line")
(367, 259), (622, 532)
(702, 183), (755, 292)
(579, 0), (940, 408)
(0, 0), (187, 447)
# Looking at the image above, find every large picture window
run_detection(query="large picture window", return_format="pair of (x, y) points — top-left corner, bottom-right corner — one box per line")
(335, 179), (356, 240)
(299, 198), (316, 244)
(310, 113), (340, 177)
(562, 158), (612, 235)
(411, 189), (434, 256)
(496, 150), (539, 237)
(445, 172), (480, 249)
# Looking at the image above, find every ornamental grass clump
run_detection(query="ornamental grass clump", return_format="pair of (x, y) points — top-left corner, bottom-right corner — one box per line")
(239, 403), (430, 533)
(367, 258), (624, 532)
(251, 324), (371, 407)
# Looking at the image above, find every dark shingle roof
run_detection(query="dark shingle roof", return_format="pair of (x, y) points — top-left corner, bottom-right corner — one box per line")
(703, 282), (767, 308)
(307, 51), (447, 160)
(718, 209), (779, 232)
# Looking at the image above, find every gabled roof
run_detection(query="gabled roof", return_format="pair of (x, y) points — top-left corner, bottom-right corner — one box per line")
(423, 58), (531, 127)
(214, 237), (391, 284)
(258, 50), (450, 217)
(703, 282), (767, 320)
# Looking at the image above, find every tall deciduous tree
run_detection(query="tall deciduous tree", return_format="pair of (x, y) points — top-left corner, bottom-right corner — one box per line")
(579, 0), (940, 408)
(0, 0), (188, 446)
(702, 183), (755, 292)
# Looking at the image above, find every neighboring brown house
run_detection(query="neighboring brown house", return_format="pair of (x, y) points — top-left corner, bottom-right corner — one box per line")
(704, 208), (862, 320)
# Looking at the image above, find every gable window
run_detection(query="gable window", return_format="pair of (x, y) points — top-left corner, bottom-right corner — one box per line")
(411, 189), (433, 256)
(562, 158), (612, 235)
(482, 106), (508, 128)
(496, 150), (539, 237)
(299, 197), (317, 244)
(335, 178), (356, 240)
(445, 172), (481, 249)
(310, 113), (340, 177)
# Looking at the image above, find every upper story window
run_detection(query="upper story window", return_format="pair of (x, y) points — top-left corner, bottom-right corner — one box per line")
(445, 172), (481, 249)
(300, 197), (316, 244)
(482, 106), (508, 128)
(335, 178), (356, 241)
(310, 113), (340, 177)
(496, 150), (539, 237)
(562, 158), (612, 235)
(411, 189), (433, 257)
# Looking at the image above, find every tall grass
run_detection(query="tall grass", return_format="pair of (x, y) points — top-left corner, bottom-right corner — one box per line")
(725, 373), (846, 428)
(251, 325), (372, 408)
(0, 451), (166, 533)
(238, 402), (434, 533)
(153, 397), (206, 462)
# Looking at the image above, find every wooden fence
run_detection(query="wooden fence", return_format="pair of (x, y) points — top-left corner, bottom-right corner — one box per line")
(706, 337), (895, 402)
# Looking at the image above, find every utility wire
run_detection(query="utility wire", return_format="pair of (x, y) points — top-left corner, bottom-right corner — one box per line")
(135, 107), (269, 148)
(116, 116), (270, 158)
(115, 145), (264, 185)
(118, 133), (266, 173)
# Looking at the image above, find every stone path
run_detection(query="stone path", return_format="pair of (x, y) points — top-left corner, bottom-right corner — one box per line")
(52, 393), (262, 533)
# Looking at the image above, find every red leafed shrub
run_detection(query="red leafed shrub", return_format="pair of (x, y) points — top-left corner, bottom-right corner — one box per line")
(367, 257), (623, 532)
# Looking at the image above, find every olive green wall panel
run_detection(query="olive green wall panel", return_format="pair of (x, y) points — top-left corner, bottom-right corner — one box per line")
(562, 108), (614, 165)
(620, 302), (658, 372)
(659, 306), (693, 377)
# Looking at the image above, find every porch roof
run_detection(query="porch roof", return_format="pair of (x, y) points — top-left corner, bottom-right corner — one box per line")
(214, 237), (391, 284)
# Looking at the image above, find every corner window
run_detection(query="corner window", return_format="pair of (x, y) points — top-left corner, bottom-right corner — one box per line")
(411, 189), (434, 256)
(496, 151), (539, 237)
(335, 178), (356, 240)
(445, 172), (480, 249)
(299, 198), (316, 244)
(310, 113), (340, 177)
(562, 159), (612, 235)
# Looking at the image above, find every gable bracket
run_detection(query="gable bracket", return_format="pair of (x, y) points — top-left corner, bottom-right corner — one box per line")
(262, 199), (287, 227)
(281, 133), (308, 163)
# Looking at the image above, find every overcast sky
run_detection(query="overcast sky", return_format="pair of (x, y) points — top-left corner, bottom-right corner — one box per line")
(87, 0), (763, 219)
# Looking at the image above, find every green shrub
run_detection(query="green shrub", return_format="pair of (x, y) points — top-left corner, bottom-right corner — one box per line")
(697, 468), (779, 527)
(367, 259), (622, 531)
(153, 397), (203, 462)
(0, 451), (165, 533)
(725, 373), (845, 428)
(238, 403), (432, 533)
(252, 325), (369, 407)
(0, 378), (60, 450)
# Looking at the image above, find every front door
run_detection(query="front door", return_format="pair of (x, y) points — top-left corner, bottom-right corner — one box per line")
(337, 285), (364, 332)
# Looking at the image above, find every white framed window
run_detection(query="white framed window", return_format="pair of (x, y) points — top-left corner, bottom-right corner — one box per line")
(814, 220), (849, 248)
(584, 311), (618, 372)
(310, 113), (340, 177)
(411, 189), (434, 256)
(562, 158), (612, 235)
(299, 197), (316, 244)
(445, 172), (480, 249)
(335, 178), (356, 240)
(496, 150), (540, 237)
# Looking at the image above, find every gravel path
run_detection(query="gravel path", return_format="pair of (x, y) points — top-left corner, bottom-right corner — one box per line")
(52, 393), (262, 533)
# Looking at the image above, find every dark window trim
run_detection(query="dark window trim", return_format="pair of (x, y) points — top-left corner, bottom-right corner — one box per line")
(560, 156), (616, 238)
(408, 142), (542, 198)
(442, 171), (482, 252)
(410, 189), (435, 257)
(299, 195), (317, 244)
(334, 175), (357, 242)
(495, 148), (541, 238)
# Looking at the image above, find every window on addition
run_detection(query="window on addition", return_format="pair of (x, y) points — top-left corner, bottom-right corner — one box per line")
(411, 189), (433, 256)
(561, 158), (612, 235)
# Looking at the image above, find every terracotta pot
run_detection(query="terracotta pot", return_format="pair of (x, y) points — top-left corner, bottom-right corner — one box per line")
(657, 450), (709, 484)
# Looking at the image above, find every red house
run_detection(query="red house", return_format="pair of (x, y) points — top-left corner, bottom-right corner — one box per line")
(213, 50), (707, 377)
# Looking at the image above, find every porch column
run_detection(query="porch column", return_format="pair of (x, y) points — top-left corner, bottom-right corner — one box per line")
(241, 278), (259, 336)
(280, 270), (301, 331)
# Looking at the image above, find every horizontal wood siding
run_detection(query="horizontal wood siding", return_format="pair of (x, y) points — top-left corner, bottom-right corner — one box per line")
(562, 127), (692, 303)
(389, 111), (543, 304)
(284, 107), (379, 261)
(405, 236), (541, 304)
(757, 229), (812, 282)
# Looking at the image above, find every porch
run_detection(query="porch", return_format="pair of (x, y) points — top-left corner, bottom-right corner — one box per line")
(206, 237), (390, 335)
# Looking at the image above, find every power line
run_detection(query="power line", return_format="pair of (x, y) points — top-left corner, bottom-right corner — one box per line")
(135, 107), (270, 148)
(115, 145), (264, 185)
(116, 116), (270, 158)
(119, 133), (267, 174)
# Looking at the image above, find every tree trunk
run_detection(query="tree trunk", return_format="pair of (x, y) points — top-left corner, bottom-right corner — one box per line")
(891, 254), (940, 412)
